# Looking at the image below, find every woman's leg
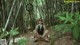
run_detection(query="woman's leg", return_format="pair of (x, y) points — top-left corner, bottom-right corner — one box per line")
(42, 30), (49, 42)
(42, 30), (49, 38)
(33, 30), (41, 40)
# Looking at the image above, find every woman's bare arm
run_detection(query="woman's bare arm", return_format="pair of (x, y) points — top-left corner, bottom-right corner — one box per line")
(43, 25), (46, 30)
(35, 25), (38, 30)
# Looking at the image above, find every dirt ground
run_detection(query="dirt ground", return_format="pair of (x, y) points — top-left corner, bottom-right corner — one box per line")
(14, 29), (74, 45)
(18, 31), (51, 45)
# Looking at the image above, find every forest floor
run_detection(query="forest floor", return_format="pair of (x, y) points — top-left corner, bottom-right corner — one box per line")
(14, 28), (53, 45)
(10, 28), (80, 45)
(18, 30), (53, 45)
(17, 31), (74, 45)
(19, 33), (50, 45)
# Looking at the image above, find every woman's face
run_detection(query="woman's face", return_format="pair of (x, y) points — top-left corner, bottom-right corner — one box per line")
(38, 21), (42, 24)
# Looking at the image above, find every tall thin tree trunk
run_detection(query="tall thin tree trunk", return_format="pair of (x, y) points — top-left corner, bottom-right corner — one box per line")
(71, 2), (74, 13)
(4, 0), (16, 31)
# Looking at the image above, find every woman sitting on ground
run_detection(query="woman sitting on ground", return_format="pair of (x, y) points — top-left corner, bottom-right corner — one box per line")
(33, 18), (49, 42)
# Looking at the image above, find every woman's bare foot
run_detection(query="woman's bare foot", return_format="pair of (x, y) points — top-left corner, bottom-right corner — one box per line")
(44, 38), (49, 43)
(33, 36), (38, 42)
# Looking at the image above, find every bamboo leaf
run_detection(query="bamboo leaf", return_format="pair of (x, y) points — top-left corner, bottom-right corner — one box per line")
(58, 16), (66, 20)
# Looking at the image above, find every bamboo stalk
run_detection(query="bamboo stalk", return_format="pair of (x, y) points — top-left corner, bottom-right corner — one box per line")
(3, 0), (16, 31)
(12, 1), (23, 28)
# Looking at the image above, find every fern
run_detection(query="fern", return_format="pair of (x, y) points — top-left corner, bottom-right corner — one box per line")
(17, 37), (28, 45)
(54, 12), (80, 41)
(9, 28), (19, 36)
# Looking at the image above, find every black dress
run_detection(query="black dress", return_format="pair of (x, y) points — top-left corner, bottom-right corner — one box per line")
(37, 25), (44, 35)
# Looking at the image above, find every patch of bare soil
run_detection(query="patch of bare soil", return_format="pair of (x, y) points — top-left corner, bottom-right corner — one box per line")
(54, 36), (73, 45)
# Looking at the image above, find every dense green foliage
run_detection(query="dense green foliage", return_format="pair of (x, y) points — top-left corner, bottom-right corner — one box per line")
(0, 30), (9, 39)
(0, 28), (19, 38)
(54, 12), (80, 41)
(10, 28), (19, 36)
(17, 37), (28, 45)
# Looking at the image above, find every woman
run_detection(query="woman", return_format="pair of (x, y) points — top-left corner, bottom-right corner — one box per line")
(33, 18), (49, 42)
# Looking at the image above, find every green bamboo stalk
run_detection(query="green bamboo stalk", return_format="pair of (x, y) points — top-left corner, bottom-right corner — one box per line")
(3, 0), (16, 31)
(12, 1), (23, 29)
